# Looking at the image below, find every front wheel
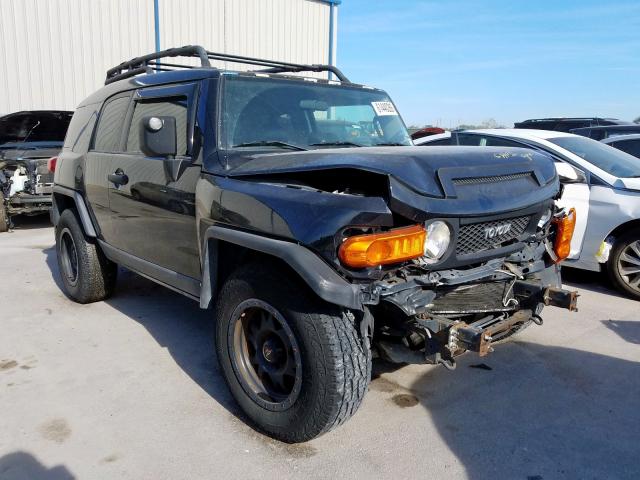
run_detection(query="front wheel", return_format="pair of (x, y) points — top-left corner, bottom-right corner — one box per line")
(215, 264), (371, 443)
(607, 231), (640, 300)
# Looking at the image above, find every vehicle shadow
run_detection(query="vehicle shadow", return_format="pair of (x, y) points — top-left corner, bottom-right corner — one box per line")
(401, 341), (640, 480)
(8, 213), (51, 230)
(0, 451), (75, 480)
(560, 265), (629, 299)
(41, 247), (243, 422)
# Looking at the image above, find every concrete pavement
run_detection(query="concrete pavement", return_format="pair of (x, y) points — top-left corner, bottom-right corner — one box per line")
(1, 217), (639, 479)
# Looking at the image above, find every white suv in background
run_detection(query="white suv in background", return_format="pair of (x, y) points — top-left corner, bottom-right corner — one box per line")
(415, 129), (640, 300)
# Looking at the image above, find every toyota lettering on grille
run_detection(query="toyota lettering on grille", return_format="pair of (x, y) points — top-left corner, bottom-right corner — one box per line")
(484, 222), (512, 240)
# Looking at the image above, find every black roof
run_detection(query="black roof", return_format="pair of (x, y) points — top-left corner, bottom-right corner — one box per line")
(517, 117), (620, 122)
(516, 117), (630, 125)
(571, 124), (640, 132)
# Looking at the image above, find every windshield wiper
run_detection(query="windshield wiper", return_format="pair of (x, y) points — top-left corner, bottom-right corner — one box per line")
(232, 141), (307, 151)
(373, 142), (407, 146)
(309, 141), (363, 148)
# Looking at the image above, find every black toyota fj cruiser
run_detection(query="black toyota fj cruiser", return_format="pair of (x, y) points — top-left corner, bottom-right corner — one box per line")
(52, 46), (578, 443)
(0, 110), (72, 231)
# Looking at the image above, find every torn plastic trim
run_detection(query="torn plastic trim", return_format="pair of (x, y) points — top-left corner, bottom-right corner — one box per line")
(200, 225), (364, 310)
(595, 236), (614, 264)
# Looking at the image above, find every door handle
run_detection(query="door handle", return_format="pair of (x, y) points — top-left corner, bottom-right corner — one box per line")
(108, 169), (129, 186)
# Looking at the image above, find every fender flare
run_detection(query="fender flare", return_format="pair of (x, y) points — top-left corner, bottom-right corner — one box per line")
(200, 225), (363, 311)
(52, 185), (97, 237)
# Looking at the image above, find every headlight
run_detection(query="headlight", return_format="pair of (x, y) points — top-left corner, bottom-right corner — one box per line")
(423, 221), (451, 263)
(538, 209), (552, 228)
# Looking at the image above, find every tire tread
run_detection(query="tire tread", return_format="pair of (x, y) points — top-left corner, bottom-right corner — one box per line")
(56, 209), (116, 303)
(215, 263), (371, 443)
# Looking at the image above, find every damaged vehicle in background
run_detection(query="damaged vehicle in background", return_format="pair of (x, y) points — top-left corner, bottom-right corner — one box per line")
(416, 129), (640, 300)
(52, 46), (578, 443)
(0, 110), (72, 231)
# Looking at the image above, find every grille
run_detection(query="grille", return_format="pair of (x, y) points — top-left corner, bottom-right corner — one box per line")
(456, 215), (530, 256)
(453, 172), (532, 186)
(429, 281), (515, 314)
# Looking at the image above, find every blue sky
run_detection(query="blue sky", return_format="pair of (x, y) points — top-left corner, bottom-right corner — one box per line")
(337, 1), (640, 127)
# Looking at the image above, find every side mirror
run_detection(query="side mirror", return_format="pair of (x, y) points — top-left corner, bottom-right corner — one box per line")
(140, 116), (177, 157)
(555, 162), (586, 183)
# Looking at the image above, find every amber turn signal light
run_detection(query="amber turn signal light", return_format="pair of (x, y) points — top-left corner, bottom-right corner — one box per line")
(339, 225), (426, 268)
(553, 208), (576, 263)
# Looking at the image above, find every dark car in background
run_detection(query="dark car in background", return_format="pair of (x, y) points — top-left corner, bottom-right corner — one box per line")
(570, 124), (640, 141)
(601, 134), (640, 159)
(515, 117), (631, 133)
(0, 110), (73, 231)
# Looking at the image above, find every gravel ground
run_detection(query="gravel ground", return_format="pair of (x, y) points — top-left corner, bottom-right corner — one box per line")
(1, 217), (639, 480)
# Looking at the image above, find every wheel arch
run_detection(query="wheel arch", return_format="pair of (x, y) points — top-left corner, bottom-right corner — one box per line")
(52, 186), (97, 237)
(199, 225), (363, 311)
(607, 219), (640, 243)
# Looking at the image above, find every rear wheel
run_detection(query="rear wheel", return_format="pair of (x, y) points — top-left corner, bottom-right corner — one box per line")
(608, 231), (640, 300)
(215, 264), (371, 443)
(55, 209), (117, 303)
(0, 192), (8, 232)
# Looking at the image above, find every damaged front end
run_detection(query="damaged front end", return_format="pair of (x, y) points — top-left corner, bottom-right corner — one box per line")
(217, 146), (579, 369)
(0, 152), (55, 222)
(368, 218), (578, 369)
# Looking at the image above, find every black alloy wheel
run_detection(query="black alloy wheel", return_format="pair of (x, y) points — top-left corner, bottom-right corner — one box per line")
(58, 227), (80, 287)
(228, 299), (302, 411)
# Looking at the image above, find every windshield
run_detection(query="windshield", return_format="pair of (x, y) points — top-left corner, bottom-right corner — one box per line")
(0, 111), (72, 146)
(221, 75), (411, 150)
(549, 136), (640, 178)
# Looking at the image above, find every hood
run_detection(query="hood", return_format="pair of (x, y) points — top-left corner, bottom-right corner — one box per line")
(226, 146), (557, 197)
(0, 146), (61, 162)
(224, 146), (559, 216)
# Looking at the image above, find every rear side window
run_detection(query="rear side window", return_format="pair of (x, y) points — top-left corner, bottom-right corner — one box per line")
(125, 98), (188, 155)
(63, 106), (97, 153)
(456, 134), (482, 146)
(93, 96), (130, 152)
(612, 139), (640, 158)
(484, 137), (524, 147)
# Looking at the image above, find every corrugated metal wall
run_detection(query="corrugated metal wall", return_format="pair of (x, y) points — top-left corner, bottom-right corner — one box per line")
(0, 0), (334, 114)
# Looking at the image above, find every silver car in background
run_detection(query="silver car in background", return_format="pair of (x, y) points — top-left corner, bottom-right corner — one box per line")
(415, 129), (640, 300)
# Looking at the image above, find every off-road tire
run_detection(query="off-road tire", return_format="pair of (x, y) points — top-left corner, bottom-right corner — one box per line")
(0, 192), (8, 232)
(215, 264), (371, 443)
(607, 230), (640, 300)
(55, 209), (117, 303)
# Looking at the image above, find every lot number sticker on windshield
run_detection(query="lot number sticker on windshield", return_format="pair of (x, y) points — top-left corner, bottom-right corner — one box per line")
(371, 101), (398, 116)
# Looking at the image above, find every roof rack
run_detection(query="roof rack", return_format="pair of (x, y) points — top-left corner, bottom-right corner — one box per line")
(105, 45), (350, 85)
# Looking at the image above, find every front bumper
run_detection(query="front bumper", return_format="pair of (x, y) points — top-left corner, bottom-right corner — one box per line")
(6, 191), (52, 214)
(372, 260), (578, 367)
(449, 285), (578, 357)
